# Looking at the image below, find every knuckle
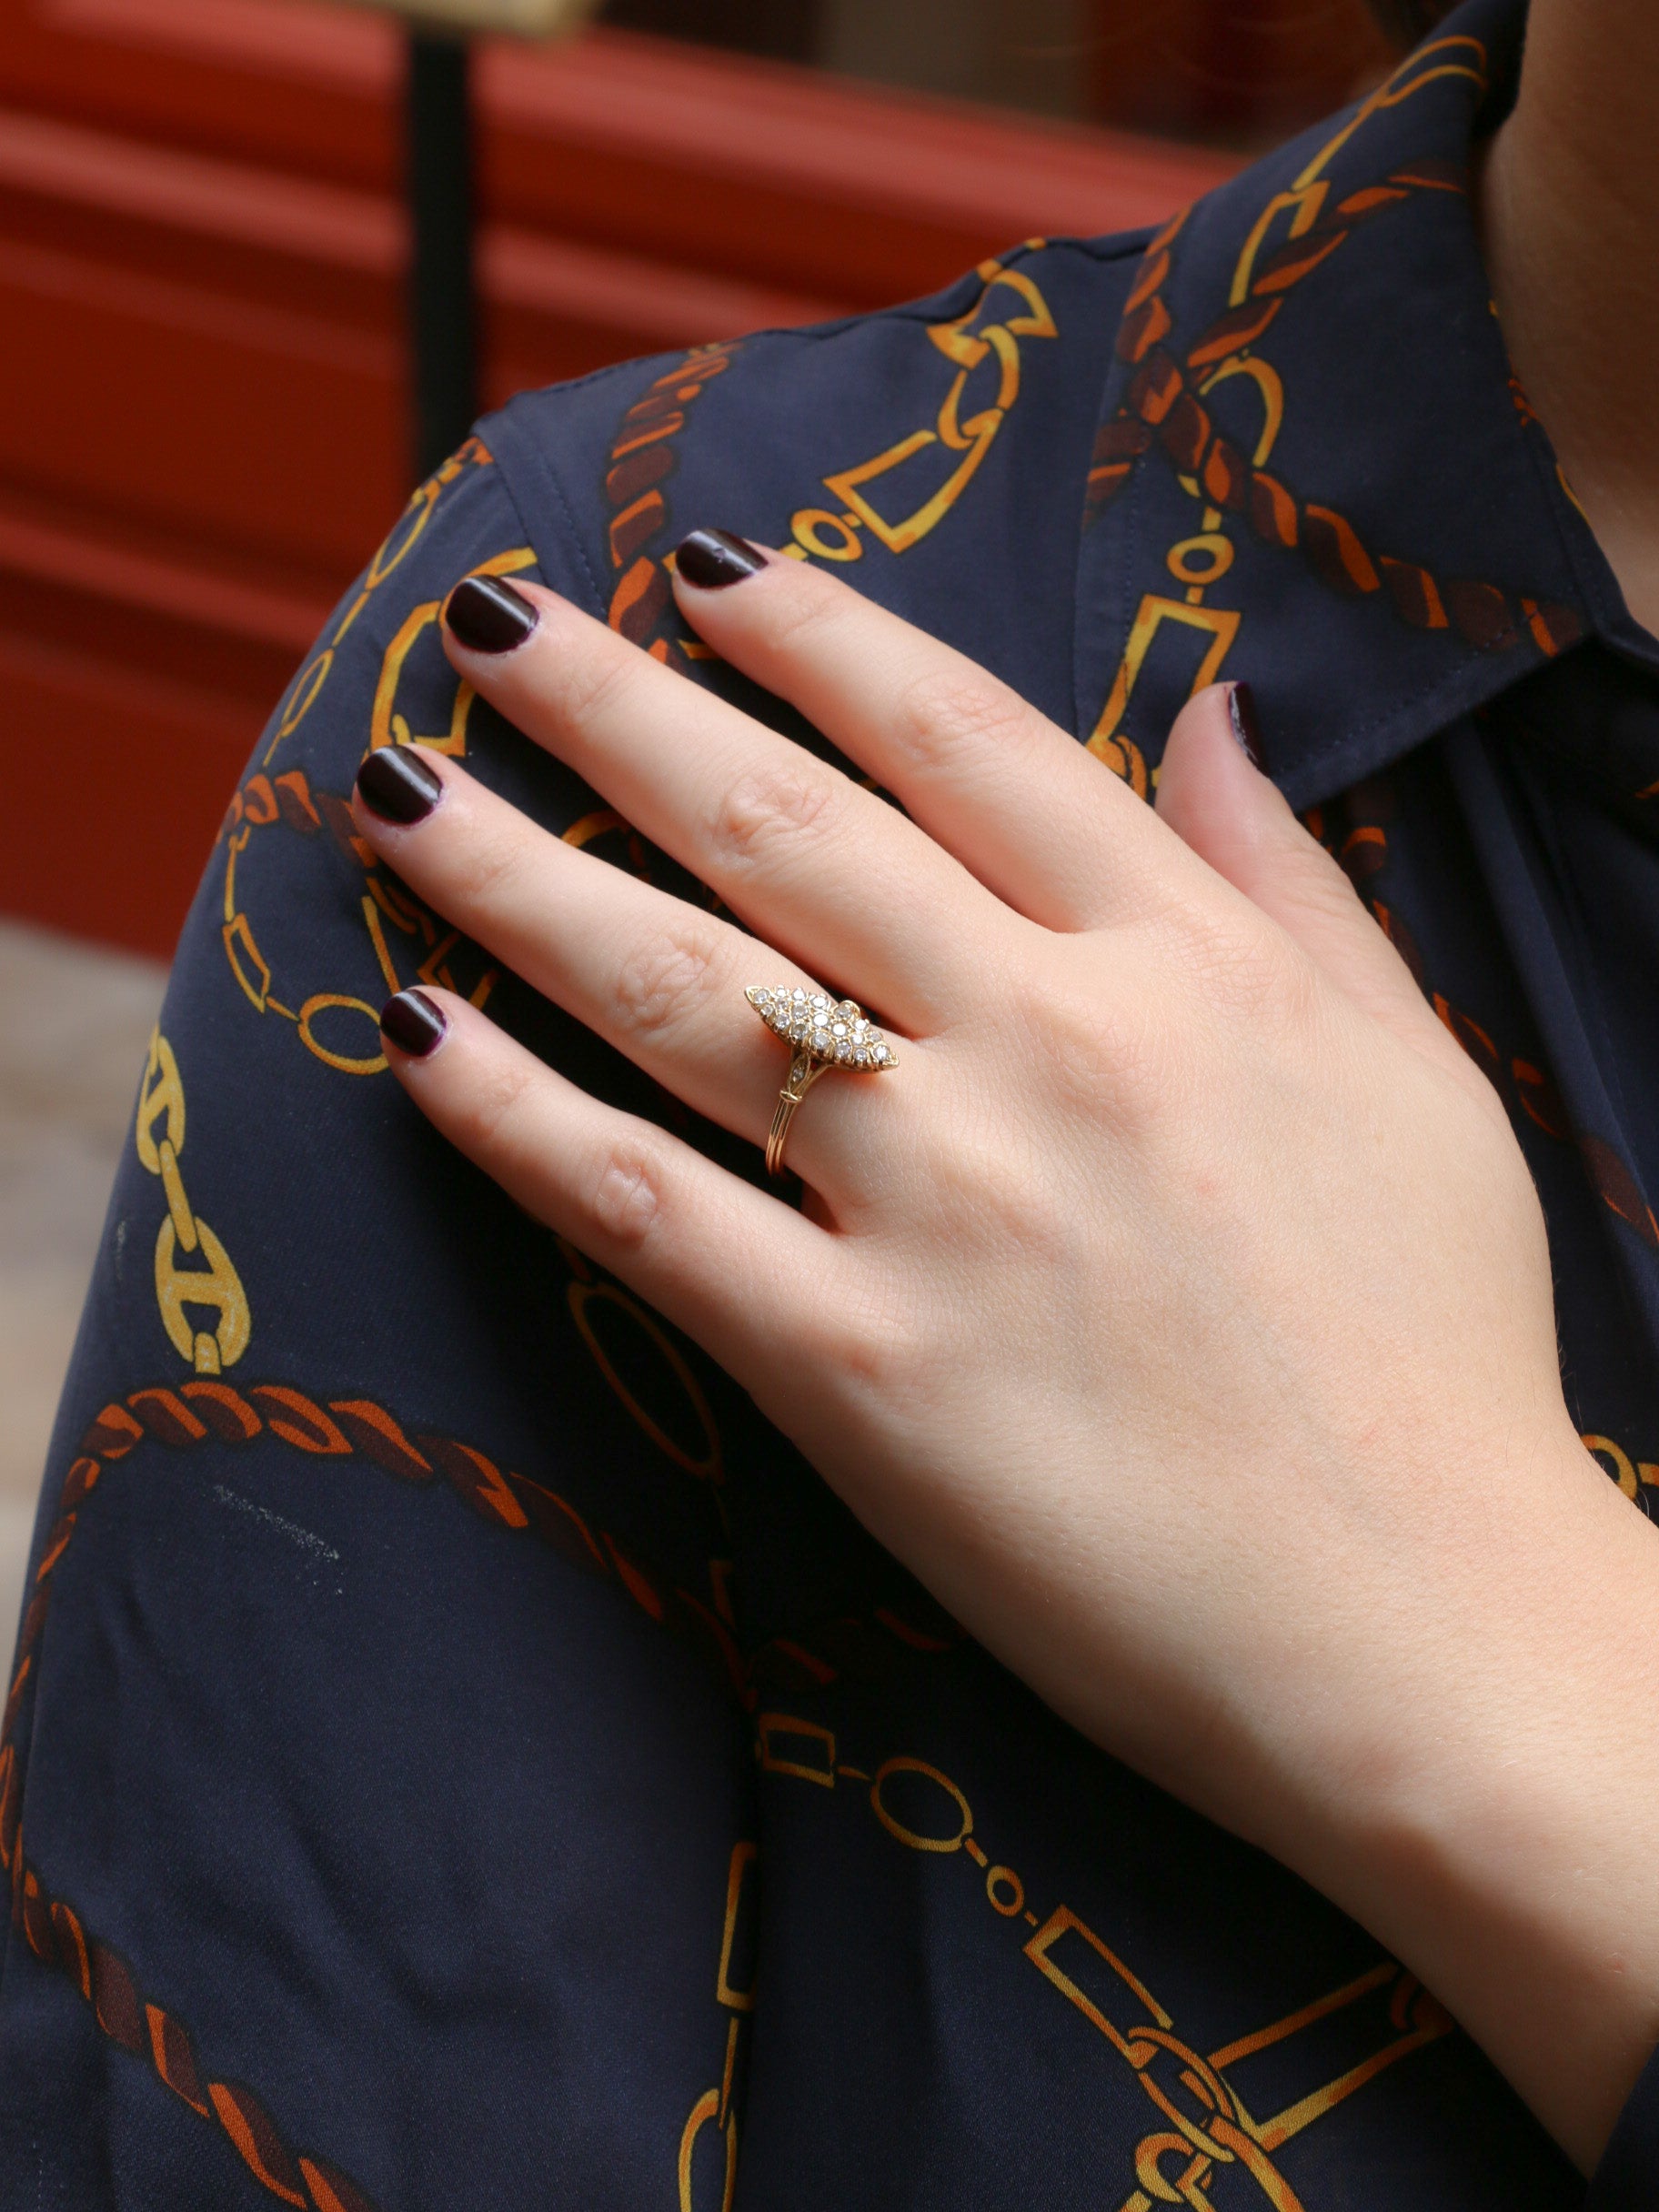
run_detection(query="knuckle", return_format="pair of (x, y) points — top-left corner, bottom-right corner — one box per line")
(754, 569), (847, 655)
(707, 759), (839, 870)
(550, 635), (641, 730)
(441, 808), (531, 911)
(1279, 849), (1374, 939)
(612, 918), (725, 1043)
(1010, 973), (1184, 1142)
(452, 1051), (538, 1155)
(937, 1121), (1065, 1262)
(587, 1133), (668, 1250)
(1143, 900), (1308, 1031)
(891, 665), (1031, 773)
(813, 1282), (926, 1401)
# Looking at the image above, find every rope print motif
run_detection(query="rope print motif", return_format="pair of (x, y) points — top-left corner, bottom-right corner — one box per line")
(1315, 786), (1659, 1537)
(218, 438), (508, 1081)
(1087, 180), (1582, 660)
(1083, 34), (1585, 803)
(217, 759), (500, 1082)
(1315, 778), (1659, 1260)
(1081, 30), (1659, 1287)
(19, 60), (1644, 2198)
(1, 1374), (957, 2209)
(603, 344), (742, 669)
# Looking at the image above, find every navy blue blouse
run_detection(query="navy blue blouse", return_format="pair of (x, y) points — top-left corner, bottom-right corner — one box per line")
(5, 0), (1658, 2202)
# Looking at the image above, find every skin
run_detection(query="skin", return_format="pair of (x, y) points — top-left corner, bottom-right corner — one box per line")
(354, 560), (1659, 2175)
(1478, 0), (1659, 631)
(347, 3), (1659, 2170)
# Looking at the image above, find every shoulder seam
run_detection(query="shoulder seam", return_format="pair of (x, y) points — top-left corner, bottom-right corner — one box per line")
(496, 236), (1154, 402)
(488, 407), (608, 618)
(1015, 231), (1159, 266)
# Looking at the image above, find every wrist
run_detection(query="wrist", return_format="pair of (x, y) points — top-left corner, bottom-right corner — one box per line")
(1287, 1431), (1659, 2169)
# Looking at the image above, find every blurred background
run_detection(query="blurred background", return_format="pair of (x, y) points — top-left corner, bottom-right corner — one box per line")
(0, 0), (1401, 1632)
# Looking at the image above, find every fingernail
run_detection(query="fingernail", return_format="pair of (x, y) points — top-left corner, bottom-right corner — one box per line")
(356, 745), (442, 825)
(674, 529), (767, 588)
(445, 574), (539, 654)
(1228, 681), (1267, 771)
(381, 989), (448, 1058)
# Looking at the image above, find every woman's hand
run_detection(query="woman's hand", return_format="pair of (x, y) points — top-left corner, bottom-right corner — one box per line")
(350, 534), (1659, 2169)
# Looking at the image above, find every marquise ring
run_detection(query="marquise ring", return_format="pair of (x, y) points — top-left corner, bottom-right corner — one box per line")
(745, 982), (897, 1177)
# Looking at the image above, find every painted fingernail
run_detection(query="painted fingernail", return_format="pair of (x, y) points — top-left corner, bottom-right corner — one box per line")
(356, 744), (442, 824)
(1228, 681), (1267, 771)
(674, 529), (766, 588)
(445, 574), (539, 654)
(380, 989), (448, 1058)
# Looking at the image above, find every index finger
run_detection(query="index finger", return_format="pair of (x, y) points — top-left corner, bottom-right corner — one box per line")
(671, 531), (1191, 932)
(440, 572), (1010, 1034)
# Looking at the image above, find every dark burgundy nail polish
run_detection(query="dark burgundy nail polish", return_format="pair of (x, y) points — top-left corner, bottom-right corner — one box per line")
(674, 529), (767, 589)
(381, 989), (448, 1058)
(357, 745), (442, 824)
(1228, 680), (1267, 772)
(445, 574), (539, 654)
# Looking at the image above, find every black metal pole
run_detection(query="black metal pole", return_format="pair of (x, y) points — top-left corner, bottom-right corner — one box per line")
(406, 28), (478, 484)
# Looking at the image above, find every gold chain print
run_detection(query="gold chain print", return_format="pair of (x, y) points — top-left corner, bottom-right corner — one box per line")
(7, 1370), (756, 2212)
(135, 1029), (251, 1375)
(677, 1840), (758, 2212)
(368, 545), (538, 759)
(755, 1717), (1451, 2210)
(1086, 33), (1579, 798)
(217, 438), (510, 1079)
(1583, 1433), (1659, 1508)
(781, 255), (1057, 571)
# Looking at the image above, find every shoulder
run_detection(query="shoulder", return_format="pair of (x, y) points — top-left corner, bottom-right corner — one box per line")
(481, 235), (1153, 721)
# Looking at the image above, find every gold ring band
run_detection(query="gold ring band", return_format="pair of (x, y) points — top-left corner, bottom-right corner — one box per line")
(747, 983), (897, 1178)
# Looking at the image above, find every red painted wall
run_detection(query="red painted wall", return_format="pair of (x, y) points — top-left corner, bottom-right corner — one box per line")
(0, 0), (1235, 955)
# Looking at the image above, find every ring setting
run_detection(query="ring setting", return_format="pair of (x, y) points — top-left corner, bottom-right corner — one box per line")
(746, 983), (896, 1176)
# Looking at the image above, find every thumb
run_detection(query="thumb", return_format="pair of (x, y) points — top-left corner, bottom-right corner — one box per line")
(1155, 683), (1459, 1064)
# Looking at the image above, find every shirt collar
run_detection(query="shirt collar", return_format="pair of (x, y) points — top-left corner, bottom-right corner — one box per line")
(1072, 0), (1634, 809)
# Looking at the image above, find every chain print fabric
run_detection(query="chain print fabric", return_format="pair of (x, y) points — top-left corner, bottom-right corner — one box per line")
(5, 0), (1659, 2201)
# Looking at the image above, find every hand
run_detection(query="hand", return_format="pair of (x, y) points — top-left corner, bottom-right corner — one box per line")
(350, 537), (1659, 2168)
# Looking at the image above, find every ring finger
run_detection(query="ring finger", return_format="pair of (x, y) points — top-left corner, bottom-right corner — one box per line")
(350, 743), (913, 1193)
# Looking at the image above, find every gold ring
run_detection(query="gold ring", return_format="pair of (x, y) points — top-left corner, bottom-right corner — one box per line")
(746, 983), (897, 1177)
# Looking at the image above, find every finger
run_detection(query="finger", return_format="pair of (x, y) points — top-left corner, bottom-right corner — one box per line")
(377, 988), (833, 1372)
(439, 572), (1012, 1032)
(1155, 684), (1486, 1084)
(351, 745), (911, 1194)
(670, 532), (1184, 931)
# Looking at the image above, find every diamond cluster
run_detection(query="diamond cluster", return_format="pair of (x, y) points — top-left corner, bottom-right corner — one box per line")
(746, 985), (895, 1068)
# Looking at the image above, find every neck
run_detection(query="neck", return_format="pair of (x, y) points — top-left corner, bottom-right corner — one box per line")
(1477, 0), (1659, 632)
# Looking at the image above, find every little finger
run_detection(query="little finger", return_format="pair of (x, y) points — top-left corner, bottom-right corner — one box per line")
(377, 988), (837, 1369)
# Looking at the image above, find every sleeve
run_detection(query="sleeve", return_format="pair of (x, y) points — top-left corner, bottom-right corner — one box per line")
(1587, 2056), (1659, 2210)
(0, 424), (762, 2212)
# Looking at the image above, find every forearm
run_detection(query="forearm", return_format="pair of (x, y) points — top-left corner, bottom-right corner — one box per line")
(1278, 1423), (1659, 2171)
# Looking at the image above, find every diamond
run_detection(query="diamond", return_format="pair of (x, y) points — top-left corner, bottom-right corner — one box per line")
(748, 981), (897, 1081)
